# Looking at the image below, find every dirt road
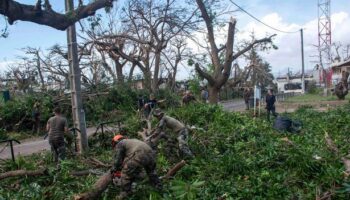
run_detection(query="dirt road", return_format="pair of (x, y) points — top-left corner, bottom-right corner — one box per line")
(220, 99), (246, 112)
(0, 126), (116, 160)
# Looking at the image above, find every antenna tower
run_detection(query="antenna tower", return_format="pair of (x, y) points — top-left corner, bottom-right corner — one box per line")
(318, 0), (332, 68)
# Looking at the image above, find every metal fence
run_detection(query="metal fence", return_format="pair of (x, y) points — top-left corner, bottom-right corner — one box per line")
(259, 92), (298, 106)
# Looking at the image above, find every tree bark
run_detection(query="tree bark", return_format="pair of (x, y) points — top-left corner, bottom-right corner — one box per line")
(324, 132), (350, 175)
(208, 85), (219, 104)
(35, 51), (45, 91)
(0, 168), (48, 181)
(0, 0), (115, 30)
(128, 63), (136, 81)
(152, 52), (161, 92)
(74, 172), (113, 200)
(115, 60), (124, 84)
(143, 69), (152, 91)
(70, 170), (103, 177)
(162, 160), (186, 180)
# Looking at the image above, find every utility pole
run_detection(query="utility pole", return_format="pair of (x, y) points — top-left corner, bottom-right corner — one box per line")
(300, 29), (305, 93)
(65, 0), (88, 153)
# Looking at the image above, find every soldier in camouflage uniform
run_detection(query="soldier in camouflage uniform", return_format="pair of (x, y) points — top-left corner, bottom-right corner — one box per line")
(46, 107), (68, 165)
(153, 109), (194, 158)
(111, 135), (162, 199)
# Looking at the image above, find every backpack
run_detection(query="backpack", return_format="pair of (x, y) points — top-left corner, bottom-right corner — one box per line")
(273, 116), (302, 133)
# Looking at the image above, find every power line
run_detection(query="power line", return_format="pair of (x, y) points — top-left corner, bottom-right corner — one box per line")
(229, 0), (300, 34)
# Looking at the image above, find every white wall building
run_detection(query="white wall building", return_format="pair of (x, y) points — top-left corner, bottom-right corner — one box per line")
(275, 74), (313, 93)
(331, 59), (350, 85)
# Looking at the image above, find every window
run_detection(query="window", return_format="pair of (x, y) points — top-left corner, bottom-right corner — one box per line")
(284, 83), (302, 90)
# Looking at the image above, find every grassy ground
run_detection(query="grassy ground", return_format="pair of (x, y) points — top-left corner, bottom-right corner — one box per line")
(284, 93), (350, 103)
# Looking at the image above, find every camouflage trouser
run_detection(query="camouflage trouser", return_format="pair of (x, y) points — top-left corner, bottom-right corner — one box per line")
(177, 128), (194, 158)
(49, 139), (66, 163)
(120, 152), (161, 195)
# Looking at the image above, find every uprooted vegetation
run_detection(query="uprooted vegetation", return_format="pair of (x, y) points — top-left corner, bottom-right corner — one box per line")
(1, 103), (350, 199)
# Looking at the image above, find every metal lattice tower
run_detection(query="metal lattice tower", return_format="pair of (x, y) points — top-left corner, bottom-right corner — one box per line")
(318, 0), (332, 68)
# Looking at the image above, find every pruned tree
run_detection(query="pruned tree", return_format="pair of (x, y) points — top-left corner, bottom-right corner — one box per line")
(101, 0), (198, 92)
(245, 47), (274, 89)
(80, 15), (129, 85)
(193, 0), (275, 103)
(4, 64), (34, 93)
(20, 47), (47, 91)
(331, 42), (350, 62)
(0, 0), (115, 30)
(344, 44), (350, 60)
(162, 36), (188, 91)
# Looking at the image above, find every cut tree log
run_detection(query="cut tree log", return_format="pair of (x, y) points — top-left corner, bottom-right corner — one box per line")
(0, 168), (48, 181)
(70, 169), (104, 177)
(324, 132), (339, 154)
(162, 160), (186, 180)
(74, 160), (187, 199)
(88, 158), (111, 168)
(324, 132), (350, 176)
(74, 172), (113, 200)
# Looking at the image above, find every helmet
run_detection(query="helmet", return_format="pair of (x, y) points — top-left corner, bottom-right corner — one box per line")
(112, 134), (124, 147)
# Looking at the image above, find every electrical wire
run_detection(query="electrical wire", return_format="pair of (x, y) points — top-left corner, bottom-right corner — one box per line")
(229, 0), (300, 34)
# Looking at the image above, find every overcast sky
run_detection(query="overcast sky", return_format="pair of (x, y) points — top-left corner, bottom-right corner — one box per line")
(0, 0), (349, 80)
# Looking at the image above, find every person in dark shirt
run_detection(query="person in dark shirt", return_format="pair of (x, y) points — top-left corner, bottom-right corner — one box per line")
(137, 95), (146, 110)
(265, 89), (277, 121)
(243, 88), (252, 110)
(144, 94), (158, 119)
(32, 100), (41, 134)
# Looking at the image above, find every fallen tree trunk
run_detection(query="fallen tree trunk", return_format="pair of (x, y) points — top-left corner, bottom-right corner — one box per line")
(74, 159), (187, 199)
(74, 172), (113, 200)
(324, 132), (350, 175)
(0, 168), (48, 181)
(162, 160), (186, 180)
(70, 170), (104, 177)
(87, 158), (111, 168)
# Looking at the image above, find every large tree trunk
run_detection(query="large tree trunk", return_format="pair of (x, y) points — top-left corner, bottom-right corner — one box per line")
(152, 52), (161, 92)
(115, 60), (124, 84)
(171, 70), (177, 91)
(208, 86), (219, 104)
(143, 69), (152, 91)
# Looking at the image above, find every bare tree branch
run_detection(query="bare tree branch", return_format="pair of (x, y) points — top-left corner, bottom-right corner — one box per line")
(232, 34), (276, 60)
(195, 63), (215, 85)
(0, 0), (115, 30)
